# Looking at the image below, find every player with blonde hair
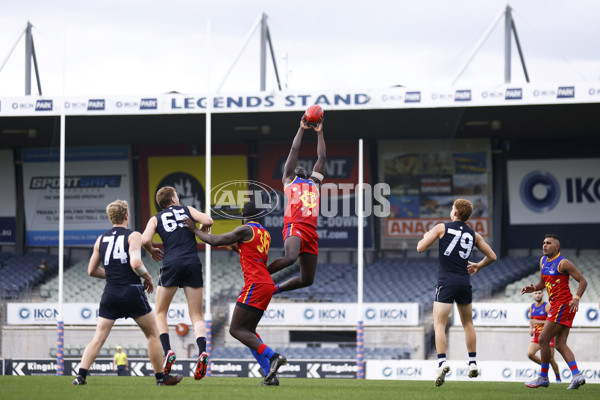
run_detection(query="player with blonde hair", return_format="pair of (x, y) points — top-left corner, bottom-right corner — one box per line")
(73, 200), (182, 386)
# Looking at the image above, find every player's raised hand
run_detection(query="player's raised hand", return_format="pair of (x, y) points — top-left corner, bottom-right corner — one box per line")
(200, 224), (211, 233)
(300, 117), (311, 130)
(521, 284), (536, 295)
(313, 119), (324, 133)
(182, 217), (197, 231)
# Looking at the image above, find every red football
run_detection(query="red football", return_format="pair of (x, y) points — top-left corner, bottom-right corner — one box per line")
(303, 105), (324, 124)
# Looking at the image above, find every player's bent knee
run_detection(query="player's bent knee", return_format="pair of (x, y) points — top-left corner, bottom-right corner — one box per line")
(229, 326), (241, 339)
(300, 276), (314, 287)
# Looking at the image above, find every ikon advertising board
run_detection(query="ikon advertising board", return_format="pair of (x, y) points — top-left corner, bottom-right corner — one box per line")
(452, 302), (600, 328)
(507, 158), (600, 224)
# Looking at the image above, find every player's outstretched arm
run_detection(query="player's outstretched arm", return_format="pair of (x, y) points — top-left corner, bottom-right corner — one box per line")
(282, 121), (307, 185)
(311, 123), (326, 185)
(188, 206), (214, 230)
(183, 218), (251, 246)
(87, 236), (106, 279)
(141, 216), (163, 261)
(522, 263), (545, 294)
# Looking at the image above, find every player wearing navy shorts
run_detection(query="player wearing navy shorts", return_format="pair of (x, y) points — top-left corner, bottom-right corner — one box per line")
(267, 116), (326, 294)
(142, 186), (213, 380)
(72, 200), (182, 386)
(417, 198), (497, 386)
(522, 234), (587, 390)
(185, 202), (287, 386)
(527, 290), (561, 383)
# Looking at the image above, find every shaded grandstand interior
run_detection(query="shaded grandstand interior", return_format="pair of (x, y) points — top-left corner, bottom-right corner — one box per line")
(271, 255), (541, 309)
(0, 252), (62, 299)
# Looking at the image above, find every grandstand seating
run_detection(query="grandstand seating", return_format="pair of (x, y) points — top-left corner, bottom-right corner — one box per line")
(272, 256), (541, 310)
(7, 250), (595, 308)
(24, 253), (564, 308)
(0, 252), (60, 299)
(38, 251), (299, 304)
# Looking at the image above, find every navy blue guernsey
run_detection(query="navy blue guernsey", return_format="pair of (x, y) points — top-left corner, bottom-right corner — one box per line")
(99, 227), (141, 286)
(437, 221), (476, 286)
(155, 205), (199, 266)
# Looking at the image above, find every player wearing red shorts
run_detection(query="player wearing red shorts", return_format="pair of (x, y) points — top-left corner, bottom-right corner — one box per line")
(267, 115), (326, 293)
(527, 290), (560, 383)
(522, 234), (587, 390)
(184, 202), (286, 386)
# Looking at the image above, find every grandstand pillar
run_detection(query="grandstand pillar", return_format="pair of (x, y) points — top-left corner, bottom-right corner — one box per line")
(259, 13), (268, 91)
(504, 5), (512, 83)
(25, 21), (33, 95)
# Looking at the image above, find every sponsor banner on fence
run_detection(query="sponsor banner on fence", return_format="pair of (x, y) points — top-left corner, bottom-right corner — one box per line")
(386, 217), (489, 238)
(22, 147), (133, 246)
(0, 84), (595, 116)
(366, 360), (600, 383)
(0, 150), (17, 243)
(0, 216), (16, 243)
(378, 139), (492, 249)
(230, 303), (420, 326)
(3, 358), (356, 378)
(451, 302), (600, 327)
(5, 358), (600, 382)
(507, 158), (600, 224)
(6, 303), (192, 325)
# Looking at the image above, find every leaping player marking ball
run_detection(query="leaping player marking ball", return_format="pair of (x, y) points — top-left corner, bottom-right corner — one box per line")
(267, 105), (326, 294)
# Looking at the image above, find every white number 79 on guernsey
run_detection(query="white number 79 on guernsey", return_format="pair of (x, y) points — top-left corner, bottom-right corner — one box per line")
(443, 229), (474, 259)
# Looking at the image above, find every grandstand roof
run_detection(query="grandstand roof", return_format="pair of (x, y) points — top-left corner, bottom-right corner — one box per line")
(2, 100), (599, 148)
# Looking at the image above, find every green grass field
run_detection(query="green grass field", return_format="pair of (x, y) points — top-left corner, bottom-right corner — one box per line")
(0, 376), (598, 400)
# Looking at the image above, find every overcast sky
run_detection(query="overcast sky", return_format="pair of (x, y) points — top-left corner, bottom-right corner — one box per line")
(0, 0), (598, 96)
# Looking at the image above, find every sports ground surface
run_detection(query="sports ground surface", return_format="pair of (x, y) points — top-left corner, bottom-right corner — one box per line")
(1, 376), (598, 400)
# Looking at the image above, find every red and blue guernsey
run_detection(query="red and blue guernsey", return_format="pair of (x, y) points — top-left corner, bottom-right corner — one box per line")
(237, 222), (273, 311)
(542, 254), (571, 304)
(541, 253), (576, 327)
(530, 302), (549, 335)
(530, 301), (555, 346)
(238, 222), (273, 285)
(283, 176), (319, 229)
